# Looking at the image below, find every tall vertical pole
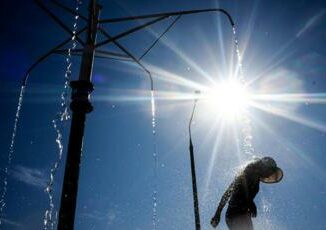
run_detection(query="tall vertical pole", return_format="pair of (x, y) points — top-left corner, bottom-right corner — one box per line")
(189, 140), (201, 230)
(189, 98), (201, 230)
(58, 1), (101, 229)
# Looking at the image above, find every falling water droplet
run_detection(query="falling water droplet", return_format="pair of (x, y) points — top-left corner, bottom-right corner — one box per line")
(232, 26), (255, 158)
(261, 197), (273, 229)
(0, 85), (25, 225)
(43, 1), (82, 229)
(151, 90), (159, 230)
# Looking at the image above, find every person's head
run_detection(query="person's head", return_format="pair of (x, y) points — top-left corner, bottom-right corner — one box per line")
(256, 157), (283, 183)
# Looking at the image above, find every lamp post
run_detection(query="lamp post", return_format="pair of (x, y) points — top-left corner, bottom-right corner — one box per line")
(188, 90), (201, 230)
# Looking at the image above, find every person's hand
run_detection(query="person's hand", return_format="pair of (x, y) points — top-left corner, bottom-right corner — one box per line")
(210, 214), (221, 228)
(249, 202), (257, 218)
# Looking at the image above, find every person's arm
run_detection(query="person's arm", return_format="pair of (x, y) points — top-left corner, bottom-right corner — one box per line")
(248, 200), (257, 217)
(247, 181), (259, 217)
(211, 179), (236, 228)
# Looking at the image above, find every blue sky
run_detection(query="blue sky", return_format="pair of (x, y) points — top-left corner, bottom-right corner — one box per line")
(1, 0), (326, 229)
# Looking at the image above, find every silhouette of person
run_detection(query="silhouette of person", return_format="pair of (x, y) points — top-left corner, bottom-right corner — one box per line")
(210, 157), (283, 230)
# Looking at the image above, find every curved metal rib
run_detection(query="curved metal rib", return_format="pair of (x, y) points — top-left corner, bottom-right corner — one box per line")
(100, 8), (235, 26)
(34, 0), (85, 46)
(139, 15), (182, 61)
(95, 16), (168, 48)
(22, 27), (86, 86)
(98, 28), (154, 90)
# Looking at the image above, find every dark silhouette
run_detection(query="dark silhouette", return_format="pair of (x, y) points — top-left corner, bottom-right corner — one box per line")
(211, 157), (283, 230)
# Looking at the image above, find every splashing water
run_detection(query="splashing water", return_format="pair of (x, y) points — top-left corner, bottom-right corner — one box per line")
(43, 118), (63, 229)
(232, 25), (274, 228)
(232, 26), (255, 158)
(259, 197), (273, 229)
(151, 90), (158, 229)
(43, 1), (82, 229)
(0, 85), (25, 225)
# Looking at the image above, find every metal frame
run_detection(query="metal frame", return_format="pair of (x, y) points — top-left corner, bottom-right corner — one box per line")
(21, 1), (235, 229)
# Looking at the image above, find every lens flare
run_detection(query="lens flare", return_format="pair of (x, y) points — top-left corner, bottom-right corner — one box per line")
(204, 79), (251, 121)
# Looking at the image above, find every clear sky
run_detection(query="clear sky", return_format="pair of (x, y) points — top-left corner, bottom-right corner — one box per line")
(1, 0), (326, 229)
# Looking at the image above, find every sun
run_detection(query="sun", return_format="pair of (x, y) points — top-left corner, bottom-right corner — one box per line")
(203, 79), (251, 121)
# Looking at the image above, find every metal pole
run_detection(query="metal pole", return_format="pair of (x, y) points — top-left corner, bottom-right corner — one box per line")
(58, 1), (101, 229)
(189, 98), (201, 230)
(189, 140), (201, 230)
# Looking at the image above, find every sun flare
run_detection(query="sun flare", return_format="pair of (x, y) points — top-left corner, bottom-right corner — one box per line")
(203, 79), (251, 121)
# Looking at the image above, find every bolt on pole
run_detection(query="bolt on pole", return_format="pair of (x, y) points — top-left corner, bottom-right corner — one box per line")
(57, 0), (101, 229)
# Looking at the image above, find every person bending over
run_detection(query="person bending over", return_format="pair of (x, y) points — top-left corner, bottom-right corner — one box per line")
(211, 157), (283, 230)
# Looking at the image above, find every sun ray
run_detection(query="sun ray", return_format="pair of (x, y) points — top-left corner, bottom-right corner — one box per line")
(142, 30), (217, 85)
(146, 63), (207, 90)
(202, 120), (226, 204)
(247, 38), (297, 86)
(251, 92), (326, 104)
(250, 114), (326, 180)
(197, 79), (251, 122)
(214, 0), (227, 79)
(241, 0), (260, 59)
(250, 101), (326, 132)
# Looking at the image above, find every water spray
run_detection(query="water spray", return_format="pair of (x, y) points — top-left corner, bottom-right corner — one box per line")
(43, 1), (82, 229)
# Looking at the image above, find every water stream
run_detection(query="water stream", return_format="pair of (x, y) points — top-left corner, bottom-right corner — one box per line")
(43, 1), (81, 229)
(0, 85), (25, 225)
(150, 90), (158, 230)
(232, 26), (255, 158)
(232, 24), (273, 228)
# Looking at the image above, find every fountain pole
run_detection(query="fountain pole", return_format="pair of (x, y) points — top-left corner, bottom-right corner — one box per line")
(57, 1), (101, 229)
